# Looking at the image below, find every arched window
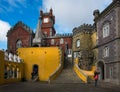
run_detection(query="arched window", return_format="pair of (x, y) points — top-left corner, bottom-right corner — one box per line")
(103, 46), (109, 57)
(76, 39), (80, 47)
(51, 39), (54, 45)
(103, 23), (110, 38)
(60, 38), (64, 44)
(16, 40), (22, 48)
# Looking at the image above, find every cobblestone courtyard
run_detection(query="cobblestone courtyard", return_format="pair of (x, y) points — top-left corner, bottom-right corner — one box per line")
(0, 82), (120, 92)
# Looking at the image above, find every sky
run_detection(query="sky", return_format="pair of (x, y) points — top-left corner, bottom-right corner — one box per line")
(0, 0), (112, 50)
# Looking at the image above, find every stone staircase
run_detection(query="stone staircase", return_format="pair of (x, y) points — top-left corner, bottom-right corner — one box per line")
(51, 60), (83, 83)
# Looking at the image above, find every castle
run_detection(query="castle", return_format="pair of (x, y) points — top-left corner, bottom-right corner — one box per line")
(0, 0), (120, 85)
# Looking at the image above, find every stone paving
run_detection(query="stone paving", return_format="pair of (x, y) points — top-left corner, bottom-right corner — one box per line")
(0, 82), (120, 92)
(0, 60), (120, 92)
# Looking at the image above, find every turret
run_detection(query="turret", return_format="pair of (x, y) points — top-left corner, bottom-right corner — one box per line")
(93, 9), (100, 20)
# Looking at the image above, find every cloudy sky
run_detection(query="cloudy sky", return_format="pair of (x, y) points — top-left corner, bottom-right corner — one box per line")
(0, 0), (112, 50)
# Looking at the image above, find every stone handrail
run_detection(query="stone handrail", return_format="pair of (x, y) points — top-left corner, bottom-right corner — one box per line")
(48, 64), (63, 83)
(74, 64), (88, 83)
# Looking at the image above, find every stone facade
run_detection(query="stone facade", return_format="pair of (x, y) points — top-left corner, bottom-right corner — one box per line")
(94, 0), (120, 84)
(72, 24), (96, 70)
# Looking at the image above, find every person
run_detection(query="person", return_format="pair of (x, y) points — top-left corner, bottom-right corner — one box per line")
(94, 69), (100, 87)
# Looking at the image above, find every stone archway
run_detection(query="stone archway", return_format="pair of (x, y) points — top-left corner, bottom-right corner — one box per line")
(97, 61), (105, 80)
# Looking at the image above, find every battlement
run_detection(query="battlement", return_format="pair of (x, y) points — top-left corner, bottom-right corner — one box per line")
(73, 24), (94, 35)
(7, 21), (33, 36)
(48, 33), (73, 38)
(56, 33), (73, 37)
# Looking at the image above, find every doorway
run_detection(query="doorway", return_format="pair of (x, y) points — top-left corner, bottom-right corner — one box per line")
(31, 64), (39, 80)
(33, 64), (38, 75)
(97, 61), (104, 80)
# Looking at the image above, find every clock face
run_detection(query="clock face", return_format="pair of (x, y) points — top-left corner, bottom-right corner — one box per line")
(43, 18), (49, 23)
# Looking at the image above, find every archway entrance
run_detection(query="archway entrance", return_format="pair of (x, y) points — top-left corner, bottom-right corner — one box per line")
(97, 61), (104, 80)
(33, 64), (38, 75)
(31, 64), (39, 80)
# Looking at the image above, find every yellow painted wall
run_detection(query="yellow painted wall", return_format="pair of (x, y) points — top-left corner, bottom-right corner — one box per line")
(18, 47), (62, 81)
(73, 58), (88, 83)
(0, 50), (24, 85)
(73, 58), (96, 83)
(91, 31), (97, 48)
(0, 51), (4, 84)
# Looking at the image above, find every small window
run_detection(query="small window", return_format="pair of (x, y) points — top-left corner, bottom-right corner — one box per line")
(76, 39), (80, 47)
(103, 23), (109, 38)
(110, 67), (113, 79)
(51, 39), (54, 45)
(68, 49), (72, 55)
(50, 28), (52, 36)
(16, 40), (22, 48)
(103, 46), (109, 57)
(74, 52), (77, 58)
(60, 38), (64, 44)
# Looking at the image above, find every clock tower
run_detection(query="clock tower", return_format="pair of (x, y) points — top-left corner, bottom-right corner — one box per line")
(40, 8), (56, 37)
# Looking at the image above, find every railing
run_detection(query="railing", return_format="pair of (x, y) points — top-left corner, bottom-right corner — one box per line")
(48, 48), (63, 83)
(48, 64), (63, 83)
(73, 58), (96, 83)
(74, 64), (88, 83)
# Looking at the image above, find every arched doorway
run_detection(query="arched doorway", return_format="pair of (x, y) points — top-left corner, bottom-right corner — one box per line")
(33, 64), (38, 74)
(31, 64), (39, 80)
(97, 61), (104, 80)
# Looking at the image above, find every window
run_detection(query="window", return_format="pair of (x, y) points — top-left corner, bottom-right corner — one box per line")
(67, 49), (72, 57)
(110, 67), (113, 79)
(103, 46), (109, 57)
(44, 32), (47, 37)
(51, 39), (54, 45)
(60, 38), (64, 44)
(76, 39), (80, 47)
(74, 52), (77, 58)
(103, 23), (109, 38)
(16, 40), (22, 48)
(68, 49), (72, 55)
(50, 28), (52, 36)
(43, 18), (49, 23)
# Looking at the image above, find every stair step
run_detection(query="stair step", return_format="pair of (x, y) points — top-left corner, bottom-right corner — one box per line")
(51, 61), (83, 83)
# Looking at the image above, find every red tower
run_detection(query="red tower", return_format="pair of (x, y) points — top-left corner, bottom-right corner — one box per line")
(40, 8), (56, 37)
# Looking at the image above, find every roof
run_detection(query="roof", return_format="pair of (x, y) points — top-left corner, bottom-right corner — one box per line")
(7, 21), (34, 36)
(95, 0), (120, 21)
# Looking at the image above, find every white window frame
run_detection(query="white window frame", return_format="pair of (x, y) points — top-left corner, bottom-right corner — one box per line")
(60, 38), (64, 44)
(76, 39), (80, 47)
(110, 67), (113, 79)
(103, 23), (110, 38)
(103, 46), (109, 57)
(16, 40), (22, 48)
(51, 39), (54, 45)
(43, 18), (49, 23)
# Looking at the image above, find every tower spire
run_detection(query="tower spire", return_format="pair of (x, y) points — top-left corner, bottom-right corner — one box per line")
(33, 18), (43, 47)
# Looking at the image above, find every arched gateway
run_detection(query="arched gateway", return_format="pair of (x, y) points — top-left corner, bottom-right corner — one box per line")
(97, 61), (105, 80)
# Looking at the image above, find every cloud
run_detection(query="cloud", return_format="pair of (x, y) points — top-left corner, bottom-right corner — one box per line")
(42, 0), (112, 33)
(0, 20), (11, 41)
(0, 0), (27, 12)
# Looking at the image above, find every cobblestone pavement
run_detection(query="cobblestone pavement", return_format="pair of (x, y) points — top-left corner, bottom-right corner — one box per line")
(0, 82), (120, 92)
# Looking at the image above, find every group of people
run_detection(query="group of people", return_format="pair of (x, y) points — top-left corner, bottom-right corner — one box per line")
(4, 50), (21, 63)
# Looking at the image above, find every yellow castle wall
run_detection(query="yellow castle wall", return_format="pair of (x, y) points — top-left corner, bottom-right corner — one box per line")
(18, 47), (61, 81)
(0, 50), (24, 85)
